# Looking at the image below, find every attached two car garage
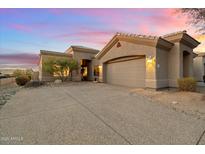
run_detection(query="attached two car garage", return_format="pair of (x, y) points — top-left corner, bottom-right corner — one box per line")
(95, 33), (161, 89)
(104, 56), (146, 88)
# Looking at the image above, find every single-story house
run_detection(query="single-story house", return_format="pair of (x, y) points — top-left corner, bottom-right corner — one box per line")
(39, 46), (99, 81)
(39, 30), (200, 89)
(193, 52), (205, 82)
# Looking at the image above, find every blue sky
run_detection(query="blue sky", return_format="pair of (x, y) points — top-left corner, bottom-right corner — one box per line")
(0, 8), (204, 69)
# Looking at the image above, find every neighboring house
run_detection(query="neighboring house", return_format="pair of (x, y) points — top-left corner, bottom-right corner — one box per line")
(193, 52), (205, 82)
(39, 30), (200, 89)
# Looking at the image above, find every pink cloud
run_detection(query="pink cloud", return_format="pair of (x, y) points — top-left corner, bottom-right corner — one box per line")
(9, 23), (32, 32)
(0, 53), (39, 65)
(3, 9), (200, 52)
(68, 8), (191, 35)
(137, 24), (150, 34)
(51, 27), (114, 48)
(55, 31), (113, 39)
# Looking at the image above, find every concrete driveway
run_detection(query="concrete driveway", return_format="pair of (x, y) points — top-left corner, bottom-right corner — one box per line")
(0, 82), (205, 144)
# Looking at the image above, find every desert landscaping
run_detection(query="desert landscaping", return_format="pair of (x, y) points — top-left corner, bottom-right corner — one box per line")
(130, 87), (205, 120)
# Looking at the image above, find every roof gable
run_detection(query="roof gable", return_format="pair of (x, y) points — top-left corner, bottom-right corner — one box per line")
(96, 32), (174, 59)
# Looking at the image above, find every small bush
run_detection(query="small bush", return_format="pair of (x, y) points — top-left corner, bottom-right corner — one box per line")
(177, 77), (196, 92)
(15, 75), (30, 86)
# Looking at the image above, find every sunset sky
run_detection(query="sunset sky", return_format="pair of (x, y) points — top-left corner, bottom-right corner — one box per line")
(0, 8), (204, 70)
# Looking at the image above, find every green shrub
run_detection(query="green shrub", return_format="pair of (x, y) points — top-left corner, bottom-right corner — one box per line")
(15, 75), (30, 86)
(177, 77), (196, 92)
(13, 69), (33, 79)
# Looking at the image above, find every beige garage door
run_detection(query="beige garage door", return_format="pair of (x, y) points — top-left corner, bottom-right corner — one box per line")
(106, 58), (145, 87)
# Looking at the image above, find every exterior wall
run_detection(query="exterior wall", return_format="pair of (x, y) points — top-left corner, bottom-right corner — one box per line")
(204, 57), (205, 78)
(167, 42), (194, 87)
(156, 48), (169, 88)
(39, 54), (72, 81)
(32, 72), (39, 81)
(98, 40), (158, 88)
(0, 77), (16, 87)
(167, 42), (181, 87)
(194, 56), (204, 81)
(91, 58), (100, 81)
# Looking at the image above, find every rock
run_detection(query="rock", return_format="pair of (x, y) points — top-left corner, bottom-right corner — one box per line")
(54, 79), (62, 84)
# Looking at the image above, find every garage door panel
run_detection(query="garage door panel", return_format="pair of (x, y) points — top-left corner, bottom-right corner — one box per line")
(106, 58), (145, 87)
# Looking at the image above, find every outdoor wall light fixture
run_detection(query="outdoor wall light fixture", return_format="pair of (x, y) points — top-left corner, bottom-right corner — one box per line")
(146, 56), (155, 64)
(98, 65), (102, 74)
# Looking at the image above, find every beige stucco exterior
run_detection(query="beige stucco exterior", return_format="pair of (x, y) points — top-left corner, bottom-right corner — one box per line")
(66, 46), (99, 81)
(39, 50), (72, 81)
(97, 40), (158, 88)
(194, 53), (205, 81)
(39, 46), (99, 82)
(96, 31), (200, 89)
(39, 31), (200, 89)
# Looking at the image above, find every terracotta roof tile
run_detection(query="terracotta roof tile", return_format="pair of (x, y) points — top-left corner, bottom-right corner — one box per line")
(163, 30), (187, 38)
(116, 32), (159, 40)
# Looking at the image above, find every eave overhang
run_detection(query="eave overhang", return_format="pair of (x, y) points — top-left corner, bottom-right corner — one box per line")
(66, 46), (99, 54)
(40, 50), (72, 57)
(163, 32), (200, 49)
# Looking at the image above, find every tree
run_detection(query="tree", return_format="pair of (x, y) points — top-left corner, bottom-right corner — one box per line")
(68, 59), (78, 78)
(43, 59), (70, 82)
(179, 9), (205, 34)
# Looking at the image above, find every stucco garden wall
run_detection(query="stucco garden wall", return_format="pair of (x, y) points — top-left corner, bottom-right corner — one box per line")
(0, 77), (15, 87)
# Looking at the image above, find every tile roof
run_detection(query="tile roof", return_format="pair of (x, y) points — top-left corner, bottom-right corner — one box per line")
(116, 32), (159, 40)
(163, 30), (187, 38)
(40, 50), (72, 57)
(71, 45), (99, 51)
(67, 45), (100, 54)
